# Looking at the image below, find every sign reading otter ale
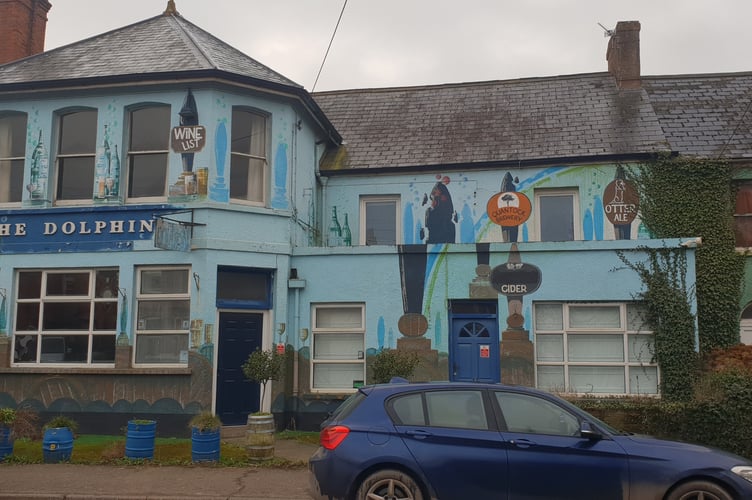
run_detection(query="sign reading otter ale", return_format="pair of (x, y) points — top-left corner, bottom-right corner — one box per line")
(603, 178), (639, 225)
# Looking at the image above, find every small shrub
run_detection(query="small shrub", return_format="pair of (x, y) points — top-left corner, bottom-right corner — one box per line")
(242, 348), (285, 409)
(189, 412), (222, 432)
(371, 348), (420, 384)
(43, 415), (79, 436)
(0, 408), (15, 426)
(12, 408), (41, 440)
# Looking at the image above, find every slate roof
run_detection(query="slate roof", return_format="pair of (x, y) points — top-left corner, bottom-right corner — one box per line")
(0, 11), (300, 89)
(313, 73), (671, 172)
(643, 73), (752, 159)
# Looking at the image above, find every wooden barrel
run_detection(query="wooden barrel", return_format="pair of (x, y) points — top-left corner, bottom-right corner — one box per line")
(246, 414), (274, 460)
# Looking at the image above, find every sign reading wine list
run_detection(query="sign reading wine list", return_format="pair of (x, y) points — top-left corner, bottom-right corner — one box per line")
(171, 125), (206, 153)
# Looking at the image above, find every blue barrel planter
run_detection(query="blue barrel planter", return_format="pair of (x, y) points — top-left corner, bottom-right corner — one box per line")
(191, 427), (221, 462)
(125, 420), (156, 459)
(42, 427), (74, 463)
(0, 425), (13, 461)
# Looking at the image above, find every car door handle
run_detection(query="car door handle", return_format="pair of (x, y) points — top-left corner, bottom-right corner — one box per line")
(405, 429), (433, 440)
(509, 438), (536, 448)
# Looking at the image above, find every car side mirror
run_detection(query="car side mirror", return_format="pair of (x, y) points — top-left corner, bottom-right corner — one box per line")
(580, 421), (603, 441)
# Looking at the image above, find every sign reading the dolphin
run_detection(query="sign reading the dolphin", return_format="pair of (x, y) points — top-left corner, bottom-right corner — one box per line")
(486, 191), (532, 227)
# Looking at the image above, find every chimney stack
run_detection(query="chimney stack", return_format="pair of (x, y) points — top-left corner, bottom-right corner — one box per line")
(606, 20), (641, 90)
(0, 0), (53, 65)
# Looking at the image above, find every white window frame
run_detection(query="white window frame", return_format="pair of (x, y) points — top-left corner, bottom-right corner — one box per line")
(0, 111), (27, 206)
(230, 107), (269, 206)
(54, 108), (98, 205)
(12, 268), (119, 366)
(311, 303), (366, 393)
(134, 266), (191, 367)
(533, 188), (581, 242)
(359, 195), (401, 246)
(126, 104), (171, 203)
(533, 302), (659, 396)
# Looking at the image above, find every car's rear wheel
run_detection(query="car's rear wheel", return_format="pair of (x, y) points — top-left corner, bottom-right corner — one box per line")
(666, 480), (733, 500)
(355, 469), (424, 500)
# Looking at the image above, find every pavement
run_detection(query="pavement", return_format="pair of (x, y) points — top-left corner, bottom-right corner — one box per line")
(0, 433), (320, 500)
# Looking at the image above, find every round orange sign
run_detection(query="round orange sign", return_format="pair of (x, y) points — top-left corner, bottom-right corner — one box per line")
(486, 191), (532, 226)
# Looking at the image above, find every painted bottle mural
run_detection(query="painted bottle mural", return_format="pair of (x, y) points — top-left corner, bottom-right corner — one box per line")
(29, 130), (48, 201)
(110, 144), (121, 197)
(342, 213), (352, 246)
(329, 207), (342, 246)
(95, 125), (111, 199)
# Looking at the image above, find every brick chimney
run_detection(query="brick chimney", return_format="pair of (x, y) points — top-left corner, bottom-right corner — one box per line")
(0, 0), (53, 65)
(606, 21), (641, 90)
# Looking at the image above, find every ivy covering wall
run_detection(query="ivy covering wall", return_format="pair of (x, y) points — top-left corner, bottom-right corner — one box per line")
(625, 155), (745, 399)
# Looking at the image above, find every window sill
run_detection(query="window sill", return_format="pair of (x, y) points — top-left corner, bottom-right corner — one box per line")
(0, 366), (192, 375)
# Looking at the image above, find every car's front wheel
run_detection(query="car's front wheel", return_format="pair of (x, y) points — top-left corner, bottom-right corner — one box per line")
(666, 480), (733, 500)
(355, 469), (424, 500)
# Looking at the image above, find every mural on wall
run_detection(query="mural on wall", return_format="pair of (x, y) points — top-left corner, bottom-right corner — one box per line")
(271, 137), (290, 209)
(27, 130), (49, 204)
(420, 175), (457, 244)
(210, 119), (229, 202)
(93, 125), (121, 202)
(328, 206), (352, 246)
(169, 90), (208, 201)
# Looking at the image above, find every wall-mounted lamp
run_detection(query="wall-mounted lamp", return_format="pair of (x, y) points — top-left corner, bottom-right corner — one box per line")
(192, 272), (200, 290)
(277, 323), (286, 336)
(0, 288), (6, 299)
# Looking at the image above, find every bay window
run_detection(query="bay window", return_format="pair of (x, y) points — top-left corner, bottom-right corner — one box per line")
(230, 108), (268, 204)
(56, 109), (97, 202)
(127, 105), (171, 200)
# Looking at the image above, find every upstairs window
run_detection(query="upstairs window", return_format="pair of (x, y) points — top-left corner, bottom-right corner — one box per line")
(230, 108), (268, 205)
(360, 196), (401, 245)
(734, 182), (752, 247)
(535, 189), (579, 241)
(127, 105), (171, 200)
(56, 109), (97, 202)
(0, 112), (26, 205)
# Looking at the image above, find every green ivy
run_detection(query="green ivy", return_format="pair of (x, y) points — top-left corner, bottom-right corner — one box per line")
(618, 247), (697, 401)
(627, 154), (744, 353)
(618, 155), (745, 400)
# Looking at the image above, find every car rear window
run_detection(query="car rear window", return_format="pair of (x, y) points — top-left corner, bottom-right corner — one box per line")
(330, 391), (367, 421)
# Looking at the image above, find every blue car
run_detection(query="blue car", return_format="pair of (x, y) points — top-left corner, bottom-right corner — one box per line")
(309, 380), (752, 500)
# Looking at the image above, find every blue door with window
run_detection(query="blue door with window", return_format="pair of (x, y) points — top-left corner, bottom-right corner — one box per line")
(216, 312), (262, 425)
(449, 301), (500, 383)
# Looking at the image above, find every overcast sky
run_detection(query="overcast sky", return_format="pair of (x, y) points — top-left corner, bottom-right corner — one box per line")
(43, 0), (752, 92)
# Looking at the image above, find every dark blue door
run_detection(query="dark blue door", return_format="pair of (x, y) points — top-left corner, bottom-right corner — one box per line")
(216, 312), (262, 425)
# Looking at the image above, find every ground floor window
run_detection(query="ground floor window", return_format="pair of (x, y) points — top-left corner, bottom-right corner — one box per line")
(534, 302), (658, 395)
(311, 303), (365, 392)
(135, 266), (190, 365)
(13, 268), (119, 365)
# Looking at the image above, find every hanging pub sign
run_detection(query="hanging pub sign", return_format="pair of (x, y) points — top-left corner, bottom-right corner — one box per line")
(170, 125), (206, 153)
(603, 178), (639, 225)
(486, 191), (532, 227)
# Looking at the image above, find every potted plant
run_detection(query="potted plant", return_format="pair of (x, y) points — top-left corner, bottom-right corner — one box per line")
(189, 411), (222, 462)
(125, 418), (157, 460)
(42, 415), (78, 463)
(242, 348), (285, 459)
(0, 408), (15, 461)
